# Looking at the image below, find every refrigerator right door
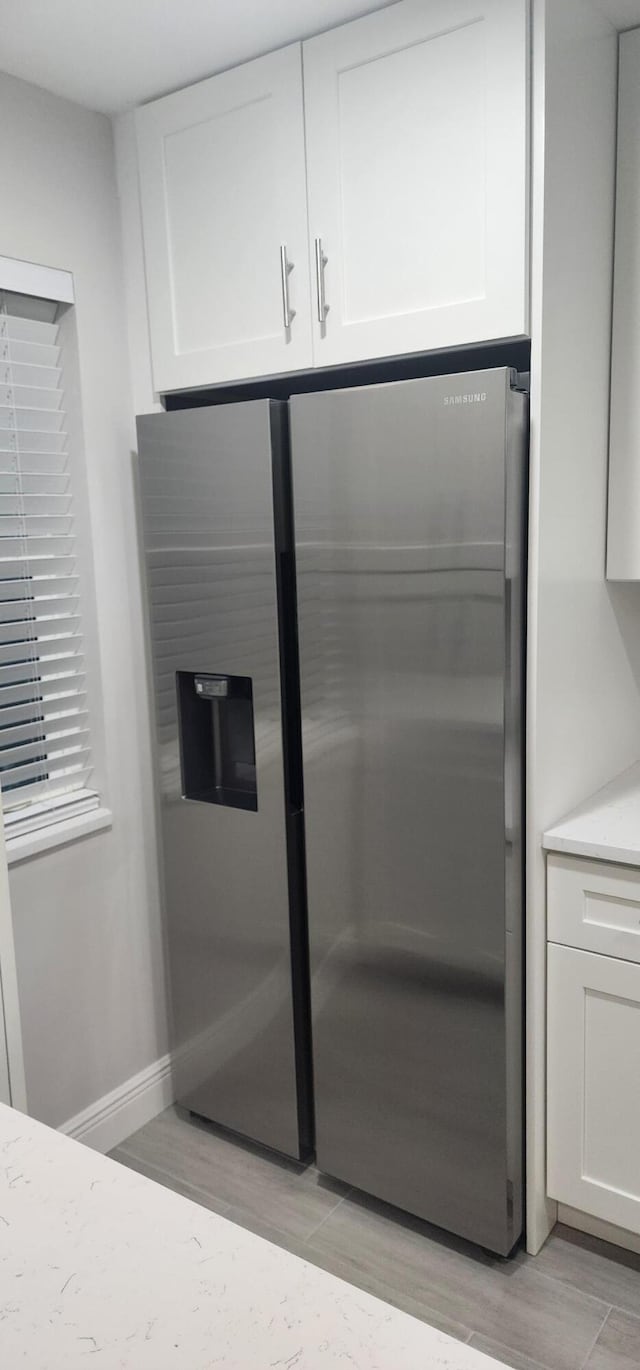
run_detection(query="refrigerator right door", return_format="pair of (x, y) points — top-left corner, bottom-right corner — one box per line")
(291, 368), (526, 1255)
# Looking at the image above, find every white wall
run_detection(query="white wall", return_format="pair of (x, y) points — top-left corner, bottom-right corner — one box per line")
(0, 813), (25, 1110)
(526, 0), (640, 1252)
(113, 111), (161, 419)
(0, 72), (168, 1130)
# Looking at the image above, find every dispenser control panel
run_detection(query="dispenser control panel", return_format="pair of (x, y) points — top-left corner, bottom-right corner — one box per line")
(194, 675), (228, 699)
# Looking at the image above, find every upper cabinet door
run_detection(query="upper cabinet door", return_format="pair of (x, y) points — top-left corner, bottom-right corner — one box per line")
(303, 0), (528, 367)
(136, 46), (313, 392)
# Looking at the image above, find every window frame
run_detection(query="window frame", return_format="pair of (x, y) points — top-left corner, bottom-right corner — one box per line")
(0, 256), (111, 862)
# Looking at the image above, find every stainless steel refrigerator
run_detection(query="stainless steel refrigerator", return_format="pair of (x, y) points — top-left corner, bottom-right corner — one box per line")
(137, 365), (526, 1254)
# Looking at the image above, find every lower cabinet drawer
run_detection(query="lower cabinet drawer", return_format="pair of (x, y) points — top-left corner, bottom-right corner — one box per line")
(548, 942), (640, 1233)
(548, 852), (640, 962)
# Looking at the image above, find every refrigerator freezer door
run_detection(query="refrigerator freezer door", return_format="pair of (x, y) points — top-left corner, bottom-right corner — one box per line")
(137, 401), (303, 1159)
(291, 368), (525, 1252)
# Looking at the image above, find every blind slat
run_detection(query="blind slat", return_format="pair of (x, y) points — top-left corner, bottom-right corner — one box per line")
(0, 656), (82, 686)
(0, 728), (90, 771)
(0, 536), (75, 560)
(0, 494), (72, 513)
(0, 338), (61, 368)
(0, 314), (59, 345)
(0, 383), (63, 411)
(0, 431), (67, 454)
(0, 405), (66, 433)
(0, 518), (73, 539)
(0, 451), (68, 474)
(0, 594), (79, 622)
(0, 579), (79, 604)
(2, 765), (92, 809)
(0, 559), (76, 581)
(0, 622), (81, 653)
(0, 726), (89, 764)
(0, 473), (69, 495)
(1, 754), (91, 792)
(0, 710), (89, 747)
(0, 681), (87, 719)
(0, 362), (62, 392)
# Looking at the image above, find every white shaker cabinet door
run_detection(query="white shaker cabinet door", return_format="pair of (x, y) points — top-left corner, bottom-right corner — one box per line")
(136, 45), (313, 392)
(303, 0), (528, 367)
(548, 943), (640, 1234)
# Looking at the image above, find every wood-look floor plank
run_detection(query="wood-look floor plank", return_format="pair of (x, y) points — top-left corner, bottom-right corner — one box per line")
(114, 1108), (640, 1370)
(109, 1145), (232, 1218)
(305, 1192), (610, 1370)
(533, 1226), (640, 1320)
(115, 1107), (349, 1240)
(212, 1204), (318, 1263)
(469, 1332), (554, 1370)
(583, 1309), (640, 1370)
(294, 1237), (475, 1343)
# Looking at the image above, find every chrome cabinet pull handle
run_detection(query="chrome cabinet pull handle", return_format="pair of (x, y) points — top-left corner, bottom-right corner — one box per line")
(314, 237), (329, 325)
(279, 245), (296, 333)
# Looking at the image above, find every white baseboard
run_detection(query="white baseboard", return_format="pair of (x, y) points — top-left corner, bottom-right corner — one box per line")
(59, 1054), (174, 1155)
(558, 1203), (640, 1256)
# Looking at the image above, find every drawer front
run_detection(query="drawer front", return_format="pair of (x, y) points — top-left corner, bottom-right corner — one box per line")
(548, 943), (640, 1233)
(548, 853), (640, 963)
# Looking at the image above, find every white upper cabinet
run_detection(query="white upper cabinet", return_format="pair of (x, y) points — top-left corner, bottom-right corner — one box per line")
(303, 0), (528, 368)
(136, 45), (313, 391)
(135, 0), (529, 392)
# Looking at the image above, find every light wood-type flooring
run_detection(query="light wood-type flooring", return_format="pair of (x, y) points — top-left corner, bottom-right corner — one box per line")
(111, 1107), (640, 1370)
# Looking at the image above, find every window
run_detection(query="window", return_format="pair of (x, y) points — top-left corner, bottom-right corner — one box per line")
(0, 284), (99, 841)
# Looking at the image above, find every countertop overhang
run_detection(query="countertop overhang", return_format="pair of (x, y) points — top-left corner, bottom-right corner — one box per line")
(543, 761), (640, 867)
(0, 1101), (500, 1369)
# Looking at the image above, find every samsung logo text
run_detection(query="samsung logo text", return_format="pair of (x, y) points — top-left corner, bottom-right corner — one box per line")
(443, 392), (487, 406)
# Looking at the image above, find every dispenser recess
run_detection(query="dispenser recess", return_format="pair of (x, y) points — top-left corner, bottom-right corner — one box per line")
(176, 671), (257, 811)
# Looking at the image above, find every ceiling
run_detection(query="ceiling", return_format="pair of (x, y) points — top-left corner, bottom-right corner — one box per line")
(0, 0), (397, 115)
(601, 0), (640, 18)
(0, 0), (639, 117)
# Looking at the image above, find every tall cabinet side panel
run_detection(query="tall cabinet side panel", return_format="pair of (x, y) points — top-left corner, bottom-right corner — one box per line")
(136, 401), (301, 1159)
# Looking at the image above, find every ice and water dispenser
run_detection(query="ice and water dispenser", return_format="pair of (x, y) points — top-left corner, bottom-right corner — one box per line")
(176, 671), (257, 812)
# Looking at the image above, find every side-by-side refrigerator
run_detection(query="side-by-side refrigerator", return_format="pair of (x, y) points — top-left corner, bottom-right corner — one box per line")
(137, 366), (527, 1255)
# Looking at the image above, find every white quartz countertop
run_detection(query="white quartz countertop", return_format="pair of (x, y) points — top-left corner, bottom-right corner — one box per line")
(543, 760), (640, 866)
(0, 1102), (500, 1370)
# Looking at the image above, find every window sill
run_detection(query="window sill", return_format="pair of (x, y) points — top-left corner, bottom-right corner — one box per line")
(6, 806), (113, 866)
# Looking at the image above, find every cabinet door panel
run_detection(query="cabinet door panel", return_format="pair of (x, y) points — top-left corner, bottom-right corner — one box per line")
(303, 0), (528, 366)
(136, 45), (312, 391)
(548, 943), (640, 1234)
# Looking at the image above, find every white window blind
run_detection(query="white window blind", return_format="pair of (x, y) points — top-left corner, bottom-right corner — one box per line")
(0, 292), (97, 840)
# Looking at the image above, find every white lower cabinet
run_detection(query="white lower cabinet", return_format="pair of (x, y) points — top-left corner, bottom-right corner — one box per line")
(548, 941), (640, 1234)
